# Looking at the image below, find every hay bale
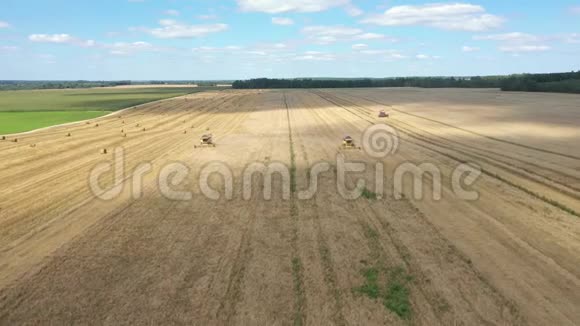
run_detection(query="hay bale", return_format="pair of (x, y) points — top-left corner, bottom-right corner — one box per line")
(183, 130), (187, 134)
(12, 138), (18, 143)
(142, 128), (146, 132)
(1, 136), (5, 140)
(95, 123), (99, 127)
(66, 133), (71, 137)
(86, 121), (91, 125)
(100, 148), (108, 154)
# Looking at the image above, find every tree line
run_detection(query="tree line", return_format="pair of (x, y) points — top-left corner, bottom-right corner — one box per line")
(0, 80), (233, 91)
(0, 80), (133, 91)
(232, 71), (580, 94)
(499, 71), (580, 93)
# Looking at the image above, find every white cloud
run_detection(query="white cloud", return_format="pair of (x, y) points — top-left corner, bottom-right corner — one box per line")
(302, 25), (388, 44)
(142, 20), (228, 39)
(570, 6), (580, 15)
(29, 34), (98, 48)
(0, 45), (19, 52)
(0, 21), (10, 28)
(246, 50), (268, 56)
(237, 0), (350, 13)
(345, 5), (363, 16)
(164, 9), (180, 16)
(251, 42), (291, 52)
(80, 40), (96, 47)
(272, 17), (294, 25)
(29, 32), (162, 56)
(107, 41), (154, 55)
(499, 45), (550, 53)
(352, 43), (368, 50)
(233, 42), (293, 60)
(29, 34), (74, 43)
(474, 32), (539, 42)
(462, 45), (480, 52)
(474, 32), (554, 53)
(478, 32), (580, 45)
(356, 33), (391, 41)
(198, 14), (218, 20)
(415, 54), (440, 60)
(294, 52), (336, 61)
(390, 53), (407, 59)
(302, 25), (361, 44)
(565, 33), (580, 44)
(357, 49), (407, 60)
(362, 3), (504, 32)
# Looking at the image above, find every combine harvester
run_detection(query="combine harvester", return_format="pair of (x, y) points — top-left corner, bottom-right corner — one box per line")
(340, 135), (361, 150)
(195, 134), (216, 148)
(378, 110), (389, 118)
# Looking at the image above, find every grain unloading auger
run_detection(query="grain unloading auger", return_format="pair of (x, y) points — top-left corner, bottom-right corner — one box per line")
(194, 134), (216, 148)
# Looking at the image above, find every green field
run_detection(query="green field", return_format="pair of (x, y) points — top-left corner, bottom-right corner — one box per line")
(0, 87), (210, 134)
(0, 111), (111, 134)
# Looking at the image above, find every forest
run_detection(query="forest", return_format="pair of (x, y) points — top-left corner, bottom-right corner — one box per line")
(232, 71), (580, 94)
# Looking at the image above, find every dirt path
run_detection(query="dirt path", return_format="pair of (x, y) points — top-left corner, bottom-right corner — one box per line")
(0, 89), (578, 325)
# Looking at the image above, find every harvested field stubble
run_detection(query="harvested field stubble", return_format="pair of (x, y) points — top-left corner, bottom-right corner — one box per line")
(0, 89), (579, 325)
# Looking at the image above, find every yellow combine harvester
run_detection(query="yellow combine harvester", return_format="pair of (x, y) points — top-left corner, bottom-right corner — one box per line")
(340, 135), (360, 150)
(378, 110), (389, 118)
(195, 134), (216, 148)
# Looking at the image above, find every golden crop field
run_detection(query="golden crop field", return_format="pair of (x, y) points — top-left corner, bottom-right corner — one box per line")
(0, 88), (579, 325)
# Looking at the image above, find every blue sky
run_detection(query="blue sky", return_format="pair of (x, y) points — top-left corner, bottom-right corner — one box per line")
(0, 0), (579, 80)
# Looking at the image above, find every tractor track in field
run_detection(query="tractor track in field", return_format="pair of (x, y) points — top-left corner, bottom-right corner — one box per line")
(283, 92), (307, 326)
(216, 96), (287, 324)
(215, 200), (260, 324)
(286, 93), (347, 326)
